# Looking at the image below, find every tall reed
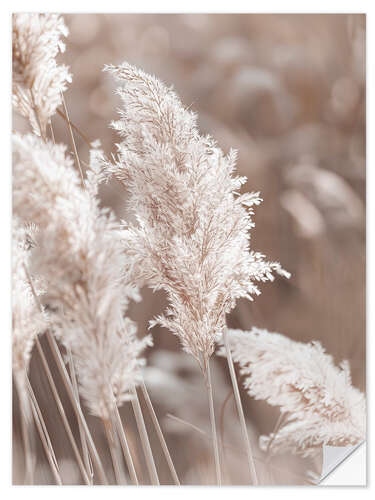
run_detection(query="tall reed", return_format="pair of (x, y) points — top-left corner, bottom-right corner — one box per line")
(101, 62), (289, 484)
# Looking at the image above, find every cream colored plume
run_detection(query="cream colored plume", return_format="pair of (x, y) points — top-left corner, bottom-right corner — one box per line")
(218, 327), (366, 457)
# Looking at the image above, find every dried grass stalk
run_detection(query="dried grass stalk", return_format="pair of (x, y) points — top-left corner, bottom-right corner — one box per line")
(102, 62), (289, 484)
(12, 13), (71, 137)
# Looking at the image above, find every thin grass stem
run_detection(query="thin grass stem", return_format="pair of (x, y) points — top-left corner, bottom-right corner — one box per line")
(59, 92), (85, 187)
(25, 375), (62, 485)
(49, 119), (56, 145)
(112, 404), (139, 485)
(166, 413), (207, 437)
(203, 356), (222, 486)
(218, 388), (233, 484)
(67, 349), (93, 484)
(219, 389), (233, 443)
(130, 386), (159, 485)
(102, 417), (127, 485)
(219, 389), (233, 457)
(265, 411), (289, 465)
(140, 381), (180, 485)
(56, 107), (92, 147)
(223, 327), (258, 485)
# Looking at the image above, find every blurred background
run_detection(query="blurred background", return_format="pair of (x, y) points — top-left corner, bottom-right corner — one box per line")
(13, 13), (366, 485)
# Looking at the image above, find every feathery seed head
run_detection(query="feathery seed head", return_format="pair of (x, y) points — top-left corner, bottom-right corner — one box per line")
(218, 328), (366, 457)
(104, 62), (289, 365)
(13, 133), (152, 418)
(12, 13), (71, 136)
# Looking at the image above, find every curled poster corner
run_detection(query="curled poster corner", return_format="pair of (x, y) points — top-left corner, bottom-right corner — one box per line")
(320, 442), (366, 485)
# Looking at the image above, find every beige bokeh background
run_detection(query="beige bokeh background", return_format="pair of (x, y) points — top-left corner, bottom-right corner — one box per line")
(13, 13), (366, 485)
